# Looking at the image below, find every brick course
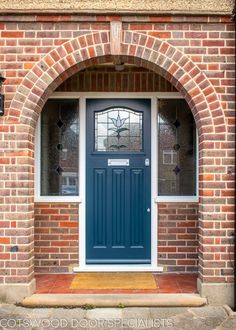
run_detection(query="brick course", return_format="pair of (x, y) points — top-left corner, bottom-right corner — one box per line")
(34, 203), (79, 273)
(0, 14), (235, 287)
(158, 203), (199, 272)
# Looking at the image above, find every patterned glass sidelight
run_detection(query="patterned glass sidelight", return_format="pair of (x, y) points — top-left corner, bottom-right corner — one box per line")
(158, 99), (196, 196)
(41, 99), (79, 196)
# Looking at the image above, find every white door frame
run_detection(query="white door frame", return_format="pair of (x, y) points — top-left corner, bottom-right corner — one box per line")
(38, 91), (184, 272)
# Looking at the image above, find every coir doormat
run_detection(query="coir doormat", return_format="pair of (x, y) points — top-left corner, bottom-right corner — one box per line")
(70, 272), (157, 290)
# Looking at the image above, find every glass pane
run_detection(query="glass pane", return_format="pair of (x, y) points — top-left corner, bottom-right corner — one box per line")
(158, 99), (196, 196)
(41, 99), (79, 196)
(95, 107), (143, 152)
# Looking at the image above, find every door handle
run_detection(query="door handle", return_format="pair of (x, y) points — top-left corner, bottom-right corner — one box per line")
(145, 158), (150, 166)
(147, 208), (151, 213)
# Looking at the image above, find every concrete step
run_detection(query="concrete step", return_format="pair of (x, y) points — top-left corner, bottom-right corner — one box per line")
(21, 293), (207, 308)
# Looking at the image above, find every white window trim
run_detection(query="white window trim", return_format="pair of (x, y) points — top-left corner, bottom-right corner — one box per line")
(155, 196), (199, 203)
(34, 91), (198, 271)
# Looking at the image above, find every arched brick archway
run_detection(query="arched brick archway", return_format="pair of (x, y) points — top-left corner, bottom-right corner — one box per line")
(8, 31), (226, 136)
(4, 31), (230, 301)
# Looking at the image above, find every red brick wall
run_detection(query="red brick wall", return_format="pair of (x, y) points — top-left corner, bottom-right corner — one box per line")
(34, 201), (199, 274)
(34, 203), (79, 273)
(1, 15), (234, 117)
(158, 203), (198, 272)
(0, 14), (234, 285)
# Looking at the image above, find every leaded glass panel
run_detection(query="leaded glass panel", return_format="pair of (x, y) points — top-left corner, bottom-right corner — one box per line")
(95, 108), (143, 152)
(41, 99), (79, 196)
(158, 99), (196, 196)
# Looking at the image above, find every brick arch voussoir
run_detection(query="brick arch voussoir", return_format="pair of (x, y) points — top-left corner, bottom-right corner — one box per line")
(122, 31), (226, 134)
(8, 30), (226, 136)
(8, 31), (111, 128)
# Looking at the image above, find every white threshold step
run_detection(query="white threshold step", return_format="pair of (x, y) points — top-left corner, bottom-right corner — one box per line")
(21, 293), (207, 308)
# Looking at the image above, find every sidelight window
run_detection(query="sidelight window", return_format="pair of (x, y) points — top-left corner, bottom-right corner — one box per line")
(40, 99), (79, 196)
(158, 99), (196, 196)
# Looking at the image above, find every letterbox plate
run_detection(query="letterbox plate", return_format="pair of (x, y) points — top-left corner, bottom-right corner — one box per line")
(108, 159), (129, 166)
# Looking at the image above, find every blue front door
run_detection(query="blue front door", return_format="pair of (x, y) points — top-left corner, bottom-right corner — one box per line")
(86, 99), (151, 264)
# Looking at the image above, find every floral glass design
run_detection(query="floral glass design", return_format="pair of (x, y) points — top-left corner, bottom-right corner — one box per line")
(95, 108), (143, 151)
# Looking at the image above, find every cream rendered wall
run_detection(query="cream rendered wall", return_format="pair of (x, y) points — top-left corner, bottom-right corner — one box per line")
(0, 0), (233, 13)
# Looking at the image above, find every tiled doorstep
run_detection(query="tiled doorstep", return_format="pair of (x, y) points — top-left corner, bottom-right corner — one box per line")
(35, 273), (198, 294)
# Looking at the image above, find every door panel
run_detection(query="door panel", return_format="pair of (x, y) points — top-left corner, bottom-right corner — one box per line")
(93, 169), (107, 247)
(111, 168), (126, 247)
(86, 99), (151, 264)
(130, 168), (144, 247)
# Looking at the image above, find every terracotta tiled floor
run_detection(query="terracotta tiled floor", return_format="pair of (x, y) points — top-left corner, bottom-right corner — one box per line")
(35, 273), (198, 294)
